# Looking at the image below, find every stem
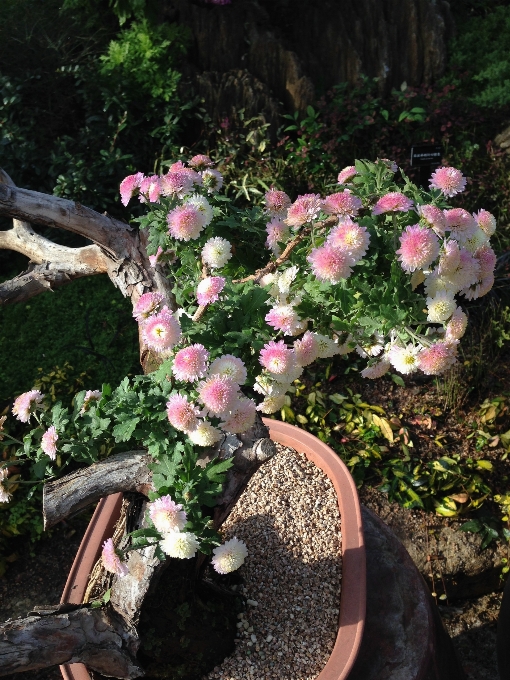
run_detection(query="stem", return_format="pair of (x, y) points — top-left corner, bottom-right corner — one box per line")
(0, 432), (24, 445)
(404, 326), (433, 347)
(392, 213), (398, 251)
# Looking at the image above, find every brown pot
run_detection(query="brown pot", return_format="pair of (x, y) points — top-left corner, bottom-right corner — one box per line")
(60, 420), (366, 680)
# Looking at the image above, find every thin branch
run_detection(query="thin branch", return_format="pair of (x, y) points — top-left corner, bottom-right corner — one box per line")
(232, 215), (337, 284)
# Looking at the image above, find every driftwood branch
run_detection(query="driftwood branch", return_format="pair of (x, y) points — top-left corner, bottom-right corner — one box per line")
(0, 264), (97, 305)
(43, 451), (152, 529)
(0, 607), (142, 678)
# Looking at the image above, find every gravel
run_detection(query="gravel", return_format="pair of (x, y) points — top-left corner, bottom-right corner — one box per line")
(204, 443), (342, 680)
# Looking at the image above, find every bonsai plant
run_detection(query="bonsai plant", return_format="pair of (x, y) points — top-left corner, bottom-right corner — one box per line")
(0, 156), (497, 677)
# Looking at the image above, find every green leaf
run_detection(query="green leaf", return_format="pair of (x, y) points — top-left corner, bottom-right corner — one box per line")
(391, 374), (405, 387)
(476, 460), (493, 471)
(460, 520), (482, 533)
(112, 417), (140, 442)
(205, 457), (234, 481)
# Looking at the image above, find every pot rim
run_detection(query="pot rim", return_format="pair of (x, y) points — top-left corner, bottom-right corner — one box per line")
(60, 420), (366, 680)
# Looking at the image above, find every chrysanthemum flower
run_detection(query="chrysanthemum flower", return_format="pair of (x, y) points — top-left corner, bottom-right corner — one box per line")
(474, 209), (497, 237)
(429, 167), (466, 197)
(327, 221), (370, 260)
(417, 205), (446, 235)
(273, 364), (304, 385)
(166, 394), (200, 433)
(139, 175), (161, 203)
(461, 273), (495, 301)
(256, 394), (287, 414)
(149, 495), (187, 534)
(172, 344), (209, 382)
(253, 373), (290, 397)
(120, 172), (144, 206)
(201, 168), (223, 193)
(417, 341), (458, 375)
(209, 355), (247, 384)
(388, 344), (420, 374)
(361, 359), (391, 379)
(372, 192), (413, 215)
(160, 169), (194, 198)
(202, 237), (232, 269)
(132, 292), (164, 321)
(264, 188), (292, 216)
(265, 218), (290, 255)
(259, 340), (295, 374)
(220, 399), (257, 434)
(80, 390), (102, 414)
(198, 375), (239, 415)
(143, 307), (182, 352)
(438, 240), (461, 277)
(463, 228), (489, 254)
(0, 468), (12, 504)
(313, 333), (340, 358)
(188, 154), (214, 171)
(323, 191), (362, 217)
(294, 331), (319, 366)
(102, 538), (129, 577)
(356, 333), (384, 358)
(187, 421), (222, 447)
(424, 270), (453, 298)
(444, 208), (477, 243)
(41, 426), (58, 460)
(444, 248), (481, 291)
(445, 307), (468, 341)
(186, 194), (213, 226)
(307, 244), (354, 283)
(285, 194), (323, 228)
(160, 531), (200, 559)
(426, 291), (457, 323)
(12, 390), (43, 423)
(211, 537), (248, 574)
(265, 305), (302, 335)
(475, 244), (497, 278)
(167, 204), (206, 241)
(396, 224), (440, 272)
(196, 276), (226, 305)
(337, 166), (358, 184)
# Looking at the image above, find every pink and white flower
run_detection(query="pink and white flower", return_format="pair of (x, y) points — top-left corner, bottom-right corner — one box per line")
(388, 344), (420, 374)
(461, 273), (495, 300)
(265, 218), (290, 254)
(200, 168), (223, 193)
(445, 307), (468, 341)
(166, 394), (200, 433)
(307, 243), (354, 283)
(396, 224), (440, 272)
(259, 340), (295, 375)
(265, 305), (302, 335)
(327, 221), (370, 260)
(198, 375), (239, 415)
(417, 205), (446, 235)
(294, 331), (319, 366)
(372, 192), (413, 215)
(160, 169), (194, 198)
(256, 394), (287, 414)
(186, 194), (213, 226)
(187, 421), (222, 447)
(361, 359), (391, 379)
(139, 175), (161, 203)
(120, 172), (144, 206)
(132, 292), (164, 321)
(149, 495), (187, 534)
(143, 307), (181, 352)
(41, 426), (58, 460)
(337, 166), (358, 184)
(264, 188), (292, 216)
(417, 341), (458, 375)
(80, 390), (102, 414)
(12, 390), (43, 423)
(102, 538), (129, 577)
(196, 276), (226, 305)
(211, 537), (248, 574)
(209, 355), (247, 384)
(323, 191), (362, 217)
(188, 154), (214, 171)
(220, 399), (257, 434)
(172, 345), (209, 382)
(444, 248), (481, 291)
(426, 291), (457, 323)
(429, 167), (466, 197)
(160, 532), (200, 558)
(313, 333), (340, 358)
(438, 240), (461, 277)
(0, 468), (11, 504)
(474, 209), (497, 237)
(285, 194), (323, 228)
(167, 204), (206, 241)
(202, 237), (232, 269)
(444, 208), (477, 243)
(475, 244), (497, 278)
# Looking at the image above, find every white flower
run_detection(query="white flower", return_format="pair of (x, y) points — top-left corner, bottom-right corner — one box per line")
(160, 532), (200, 559)
(0, 468), (11, 504)
(312, 333), (340, 358)
(186, 194), (213, 226)
(360, 359), (391, 379)
(389, 344), (420, 375)
(202, 237), (232, 269)
(256, 395), (287, 414)
(253, 374), (288, 397)
(209, 355), (247, 384)
(277, 266), (299, 295)
(187, 421), (223, 447)
(426, 291), (457, 323)
(211, 537), (248, 574)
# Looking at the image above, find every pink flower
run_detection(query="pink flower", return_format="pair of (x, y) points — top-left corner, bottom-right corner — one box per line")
(220, 399), (257, 434)
(120, 172), (144, 207)
(132, 292), (164, 321)
(461, 273), (495, 300)
(139, 175), (161, 203)
(323, 191), (362, 217)
(327, 220), (370, 260)
(149, 495), (187, 533)
(80, 390), (102, 414)
(200, 168), (223, 193)
(285, 194), (323, 228)
(41, 426), (58, 460)
(172, 344), (209, 382)
(166, 394), (200, 432)
(429, 167), (466, 197)
(198, 375), (239, 415)
(102, 538), (129, 578)
(475, 244), (497, 277)
(12, 390), (43, 423)
(474, 209), (496, 237)
(445, 307), (468, 341)
(167, 204), (206, 241)
(143, 307), (181, 352)
(265, 218), (290, 254)
(161, 170), (194, 198)
(293, 331), (319, 366)
(337, 166), (358, 184)
(396, 224), (440, 272)
(259, 340), (295, 375)
(372, 192), (413, 215)
(438, 240), (461, 276)
(444, 248), (481, 291)
(265, 188), (292, 216)
(209, 355), (247, 384)
(188, 154), (214, 171)
(361, 359), (391, 379)
(417, 205), (446, 235)
(197, 276), (225, 305)
(417, 342), (458, 375)
(265, 305), (301, 335)
(307, 243), (354, 283)
(444, 208), (477, 243)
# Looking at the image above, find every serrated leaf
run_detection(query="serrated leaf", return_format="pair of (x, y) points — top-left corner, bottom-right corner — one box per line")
(205, 457), (234, 481)
(112, 417), (140, 442)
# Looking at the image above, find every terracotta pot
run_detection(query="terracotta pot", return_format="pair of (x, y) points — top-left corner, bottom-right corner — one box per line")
(60, 420), (366, 680)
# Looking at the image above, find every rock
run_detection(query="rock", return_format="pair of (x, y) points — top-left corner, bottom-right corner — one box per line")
(495, 124), (510, 153)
